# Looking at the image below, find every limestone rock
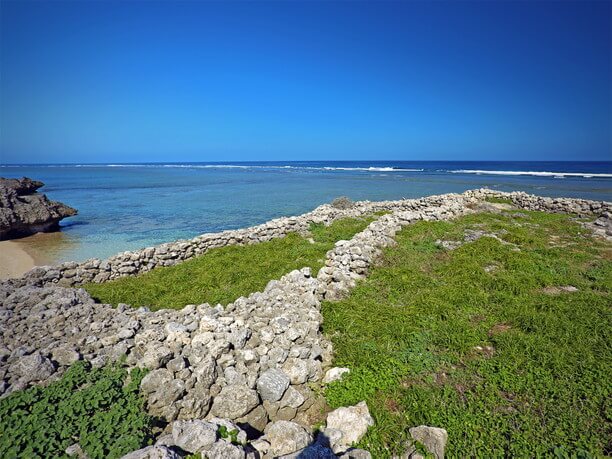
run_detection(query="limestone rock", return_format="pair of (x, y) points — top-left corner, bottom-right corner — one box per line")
(256, 368), (290, 402)
(323, 367), (350, 384)
(264, 420), (313, 457)
(210, 384), (259, 419)
(121, 445), (180, 459)
(204, 440), (246, 459)
(171, 419), (217, 453)
(326, 401), (374, 447)
(408, 425), (447, 459)
(10, 352), (55, 383)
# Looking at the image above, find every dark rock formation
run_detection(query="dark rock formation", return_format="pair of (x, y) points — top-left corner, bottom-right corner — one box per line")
(0, 177), (77, 239)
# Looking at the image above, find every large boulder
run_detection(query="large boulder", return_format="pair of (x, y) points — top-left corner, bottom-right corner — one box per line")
(326, 401), (374, 447)
(264, 420), (313, 457)
(0, 177), (77, 239)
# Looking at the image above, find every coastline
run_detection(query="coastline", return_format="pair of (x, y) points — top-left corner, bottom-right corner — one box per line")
(0, 232), (61, 280)
(0, 240), (37, 279)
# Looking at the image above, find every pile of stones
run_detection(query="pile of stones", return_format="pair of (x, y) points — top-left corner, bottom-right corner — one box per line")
(1, 189), (610, 458)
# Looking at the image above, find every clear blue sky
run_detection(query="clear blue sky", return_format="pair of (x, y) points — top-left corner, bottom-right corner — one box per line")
(1, 0), (610, 163)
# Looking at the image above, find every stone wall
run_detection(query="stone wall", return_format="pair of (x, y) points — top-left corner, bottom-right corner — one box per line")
(1, 189), (610, 458)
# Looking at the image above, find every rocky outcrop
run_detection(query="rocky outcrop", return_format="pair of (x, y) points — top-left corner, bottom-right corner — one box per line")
(0, 177), (77, 239)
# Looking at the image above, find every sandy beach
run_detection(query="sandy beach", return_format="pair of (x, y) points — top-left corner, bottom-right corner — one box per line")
(0, 240), (37, 279)
(0, 232), (68, 279)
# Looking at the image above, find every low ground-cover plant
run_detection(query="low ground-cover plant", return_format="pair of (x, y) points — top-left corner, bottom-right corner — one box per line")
(484, 196), (514, 204)
(322, 210), (611, 457)
(84, 217), (373, 310)
(0, 361), (152, 459)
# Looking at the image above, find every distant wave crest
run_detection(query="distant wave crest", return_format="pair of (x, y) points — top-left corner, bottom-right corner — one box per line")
(98, 164), (425, 172)
(450, 169), (612, 178)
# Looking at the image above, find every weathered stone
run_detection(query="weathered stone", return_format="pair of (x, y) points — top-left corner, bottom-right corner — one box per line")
(264, 420), (313, 457)
(326, 401), (374, 447)
(256, 368), (290, 402)
(282, 358), (310, 385)
(323, 367), (350, 384)
(51, 347), (81, 366)
(210, 384), (259, 419)
(122, 446), (180, 459)
(408, 425), (448, 459)
(204, 440), (246, 459)
(10, 352), (55, 383)
(171, 419), (217, 453)
(140, 369), (174, 394)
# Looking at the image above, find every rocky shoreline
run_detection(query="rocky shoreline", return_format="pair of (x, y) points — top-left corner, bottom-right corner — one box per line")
(0, 188), (610, 459)
(0, 177), (77, 240)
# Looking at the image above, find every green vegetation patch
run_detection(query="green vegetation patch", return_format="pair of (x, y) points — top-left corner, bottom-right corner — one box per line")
(322, 210), (611, 457)
(0, 361), (152, 459)
(84, 217), (374, 310)
(484, 196), (514, 204)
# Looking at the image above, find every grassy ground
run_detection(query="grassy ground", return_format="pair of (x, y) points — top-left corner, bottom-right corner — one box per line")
(322, 210), (611, 457)
(84, 217), (374, 310)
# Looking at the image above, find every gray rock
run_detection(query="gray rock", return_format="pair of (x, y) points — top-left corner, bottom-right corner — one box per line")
(282, 358), (310, 385)
(120, 445), (180, 459)
(339, 448), (372, 459)
(10, 352), (55, 383)
(264, 420), (313, 457)
(210, 384), (260, 419)
(257, 368), (290, 402)
(140, 369), (174, 394)
(65, 443), (87, 458)
(408, 425), (447, 459)
(171, 419), (217, 453)
(204, 440), (246, 459)
(326, 401), (374, 447)
(51, 347), (81, 366)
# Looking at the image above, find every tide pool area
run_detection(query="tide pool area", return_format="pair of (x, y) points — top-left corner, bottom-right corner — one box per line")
(1, 161), (611, 264)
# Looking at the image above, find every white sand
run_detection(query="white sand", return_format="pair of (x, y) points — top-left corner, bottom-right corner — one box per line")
(0, 240), (36, 279)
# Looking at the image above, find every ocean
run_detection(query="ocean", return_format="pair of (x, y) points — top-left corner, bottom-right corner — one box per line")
(1, 161), (611, 264)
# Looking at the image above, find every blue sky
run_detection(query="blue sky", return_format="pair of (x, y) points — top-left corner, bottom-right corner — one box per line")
(1, 1), (610, 163)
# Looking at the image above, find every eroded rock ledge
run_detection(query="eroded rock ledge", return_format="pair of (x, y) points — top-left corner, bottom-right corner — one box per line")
(0, 189), (610, 458)
(0, 177), (77, 240)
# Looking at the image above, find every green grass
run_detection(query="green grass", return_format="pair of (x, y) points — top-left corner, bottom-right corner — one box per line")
(0, 361), (152, 459)
(484, 196), (514, 204)
(84, 217), (374, 310)
(322, 210), (611, 457)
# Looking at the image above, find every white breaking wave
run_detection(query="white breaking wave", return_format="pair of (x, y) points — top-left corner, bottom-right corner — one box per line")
(94, 164), (425, 172)
(450, 169), (612, 178)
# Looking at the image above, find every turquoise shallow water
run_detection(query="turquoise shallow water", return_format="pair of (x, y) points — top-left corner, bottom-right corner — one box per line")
(1, 161), (611, 263)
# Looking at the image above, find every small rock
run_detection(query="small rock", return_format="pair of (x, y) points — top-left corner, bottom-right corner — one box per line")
(256, 368), (290, 402)
(204, 440), (246, 459)
(264, 420), (313, 457)
(323, 367), (350, 384)
(171, 419), (217, 453)
(10, 352), (55, 383)
(120, 445), (180, 459)
(210, 384), (260, 419)
(408, 425), (448, 459)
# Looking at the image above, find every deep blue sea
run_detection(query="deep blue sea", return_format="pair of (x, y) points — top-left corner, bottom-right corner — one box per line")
(1, 161), (611, 264)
